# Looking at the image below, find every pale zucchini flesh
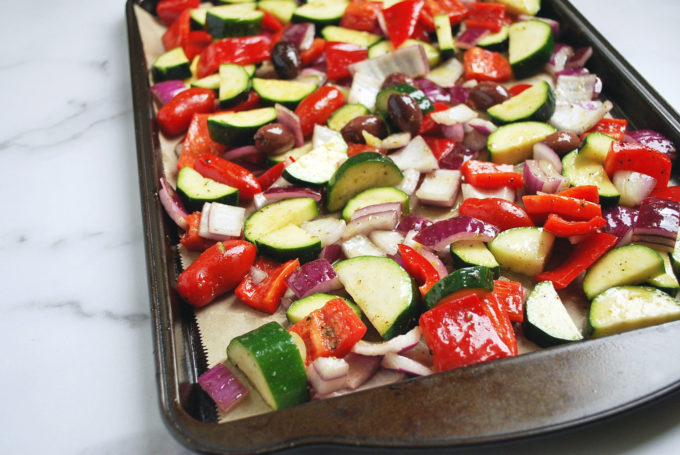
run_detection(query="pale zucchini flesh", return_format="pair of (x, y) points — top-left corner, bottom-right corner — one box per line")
(525, 281), (583, 346)
(488, 227), (555, 276)
(487, 121), (556, 164)
(244, 197), (319, 244)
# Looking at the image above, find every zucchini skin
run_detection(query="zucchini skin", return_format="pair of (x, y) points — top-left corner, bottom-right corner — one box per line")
(424, 266), (495, 310)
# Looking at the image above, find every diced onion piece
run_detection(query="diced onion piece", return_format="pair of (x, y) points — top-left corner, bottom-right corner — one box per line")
(205, 202), (245, 238)
(349, 44), (430, 80)
(396, 168), (421, 196)
(549, 100), (613, 135)
(297, 67), (328, 88)
(356, 368), (406, 390)
(380, 132), (411, 150)
(603, 206), (638, 246)
(547, 44), (574, 75)
(454, 26), (490, 49)
(344, 353), (382, 389)
(320, 243), (345, 263)
(369, 230), (405, 256)
(533, 142), (562, 172)
(151, 80), (187, 105)
(276, 103), (304, 147)
(222, 145), (259, 162)
(613, 171), (657, 207)
(341, 235), (386, 258)
(415, 78), (451, 104)
(352, 202), (403, 221)
(467, 118), (497, 135)
(158, 177), (188, 230)
(381, 352), (433, 376)
(197, 363), (248, 413)
(312, 124), (345, 149)
(430, 104), (478, 126)
(352, 327), (422, 356)
(632, 197), (680, 251)
(566, 46), (593, 68)
(253, 192), (268, 210)
(415, 169), (461, 207)
(461, 183), (515, 202)
(285, 258), (342, 298)
(417, 247), (448, 279)
(440, 123), (465, 141)
(348, 71), (382, 112)
(523, 159), (569, 194)
(282, 22), (315, 51)
(343, 210), (399, 240)
(424, 58), (463, 88)
(307, 358), (348, 395)
(301, 217), (346, 247)
(313, 356), (349, 380)
(264, 186), (322, 202)
(555, 74), (598, 103)
(414, 215), (500, 251)
(388, 135), (438, 172)
(396, 215), (433, 234)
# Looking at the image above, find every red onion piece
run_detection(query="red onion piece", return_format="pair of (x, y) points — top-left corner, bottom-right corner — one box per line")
(343, 210), (400, 240)
(547, 44), (574, 75)
(313, 356), (350, 380)
(400, 338), (433, 367)
(449, 84), (469, 106)
(357, 368), (406, 390)
(626, 129), (677, 160)
(439, 143), (479, 170)
(381, 352), (433, 376)
(533, 142), (563, 172)
(467, 118), (497, 136)
(523, 159), (569, 194)
(632, 198), (680, 250)
(396, 215), (433, 234)
(344, 353), (382, 389)
(298, 67), (327, 87)
(351, 326), (422, 356)
(417, 247), (448, 279)
(307, 361), (348, 395)
(320, 244), (345, 263)
(455, 26), (490, 49)
(158, 177), (188, 230)
(197, 363), (248, 413)
(603, 206), (638, 245)
(285, 258), (342, 299)
(352, 202), (403, 221)
(414, 215), (499, 250)
(275, 103), (304, 146)
(613, 170), (657, 207)
(221, 145), (259, 162)
(151, 80), (187, 105)
(566, 46), (593, 68)
(415, 78), (451, 104)
(282, 22), (315, 51)
(462, 128), (490, 151)
(349, 44), (429, 80)
(263, 186), (322, 202)
(440, 123), (465, 141)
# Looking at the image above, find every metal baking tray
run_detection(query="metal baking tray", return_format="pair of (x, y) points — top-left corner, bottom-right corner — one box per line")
(126, 0), (680, 453)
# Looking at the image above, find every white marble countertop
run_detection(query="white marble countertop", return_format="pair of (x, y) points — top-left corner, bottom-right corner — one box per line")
(2, 0), (680, 453)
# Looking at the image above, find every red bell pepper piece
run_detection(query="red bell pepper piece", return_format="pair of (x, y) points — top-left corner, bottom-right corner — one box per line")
(650, 185), (680, 203)
(288, 298), (367, 363)
(162, 9), (192, 50)
(422, 136), (457, 161)
(193, 154), (262, 200)
(299, 38), (326, 67)
(220, 90), (262, 113)
(382, 0), (424, 49)
(418, 102), (450, 135)
(295, 86), (346, 137)
(420, 0), (468, 32)
(341, 1), (382, 32)
(347, 143), (383, 157)
(235, 257), (300, 314)
(177, 114), (228, 170)
(463, 47), (512, 82)
(508, 83), (532, 97)
(257, 161), (287, 191)
(179, 211), (216, 252)
(604, 142), (672, 190)
(196, 36), (271, 78)
(482, 293), (517, 356)
(522, 193), (602, 221)
(581, 117), (628, 142)
(491, 280), (526, 323)
(397, 244), (442, 297)
(461, 159), (524, 188)
(535, 232), (617, 290)
(465, 2), (506, 32)
(157, 88), (217, 137)
(182, 31), (213, 60)
(543, 213), (606, 237)
(459, 198), (534, 231)
(177, 240), (257, 307)
(260, 10), (284, 33)
(156, 0), (199, 27)
(419, 293), (513, 372)
(557, 185), (600, 203)
(325, 42), (369, 80)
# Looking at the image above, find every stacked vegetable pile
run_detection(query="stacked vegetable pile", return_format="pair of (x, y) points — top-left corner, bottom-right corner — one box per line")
(151, 0), (680, 415)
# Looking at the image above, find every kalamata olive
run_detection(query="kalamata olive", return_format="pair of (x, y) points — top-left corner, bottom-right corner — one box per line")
(468, 82), (510, 110)
(271, 41), (301, 80)
(387, 93), (422, 136)
(542, 131), (581, 155)
(254, 123), (295, 155)
(381, 72), (416, 90)
(340, 115), (388, 144)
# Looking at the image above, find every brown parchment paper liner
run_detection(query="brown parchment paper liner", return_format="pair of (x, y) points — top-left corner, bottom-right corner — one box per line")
(135, 4), (592, 425)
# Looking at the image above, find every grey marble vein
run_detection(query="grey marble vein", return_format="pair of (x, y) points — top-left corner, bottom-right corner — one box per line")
(10, 300), (150, 328)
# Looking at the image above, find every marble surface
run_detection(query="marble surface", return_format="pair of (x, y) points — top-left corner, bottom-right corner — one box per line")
(2, 0), (680, 453)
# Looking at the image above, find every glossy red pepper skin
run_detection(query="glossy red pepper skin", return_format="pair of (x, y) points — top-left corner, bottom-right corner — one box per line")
(604, 142), (672, 190)
(325, 42), (369, 80)
(260, 10), (284, 33)
(398, 244), (442, 297)
(156, 0), (199, 26)
(289, 298), (367, 364)
(461, 159), (524, 188)
(482, 293), (517, 356)
(418, 102), (451, 135)
(193, 154), (262, 200)
(299, 38), (326, 67)
(582, 117), (628, 142)
(177, 240), (257, 307)
(650, 185), (680, 203)
(522, 193), (602, 221)
(257, 161), (286, 191)
(508, 83), (532, 97)
(382, 0), (424, 48)
(162, 8), (192, 50)
(459, 198), (534, 231)
(463, 47), (512, 82)
(235, 257), (299, 314)
(179, 211), (215, 251)
(557, 185), (600, 203)
(543, 213), (606, 237)
(182, 31), (213, 60)
(490, 280), (525, 323)
(157, 88), (217, 137)
(196, 36), (272, 78)
(419, 293), (513, 372)
(177, 114), (228, 170)
(422, 136), (457, 161)
(294, 86), (346, 137)
(340, 1), (382, 32)
(465, 1), (506, 32)
(536, 232), (617, 290)
(421, 0), (468, 28)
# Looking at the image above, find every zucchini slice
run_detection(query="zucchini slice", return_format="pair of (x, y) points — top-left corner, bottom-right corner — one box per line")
(495, 0), (541, 16)
(244, 197), (320, 245)
(267, 143), (312, 166)
(327, 103), (370, 131)
(374, 83), (434, 116)
(434, 14), (455, 59)
(152, 47), (192, 82)
(450, 240), (500, 278)
(326, 152), (403, 212)
(582, 244), (664, 300)
(578, 131), (616, 164)
(508, 19), (554, 79)
(646, 251), (680, 294)
(286, 293), (362, 323)
(561, 149), (620, 206)
(219, 64), (251, 108)
(258, 0), (297, 23)
(258, 224), (321, 263)
(335, 256), (418, 339)
(487, 80), (555, 124)
(282, 133), (348, 186)
(589, 286), (680, 337)
(423, 266), (496, 310)
(227, 322), (309, 410)
(487, 121), (556, 164)
(189, 7), (208, 30)
(321, 25), (382, 47)
(292, 0), (349, 26)
(341, 186), (409, 222)
(477, 25), (509, 52)
(524, 281), (583, 347)
(207, 107), (277, 145)
(176, 167), (239, 212)
(488, 227), (555, 277)
(368, 39), (441, 68)
(205, 3), (263, 38)
(252, 78), (318, 109)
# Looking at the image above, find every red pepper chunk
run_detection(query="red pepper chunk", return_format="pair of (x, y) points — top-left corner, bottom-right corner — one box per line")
(543, 213), (606, 237)
(604, 142), (672, 190)
(162, 8), (192, 50)
(465, 2), (506, 33)
(295, 86), (346, 137)
(459, 198), (534, 232)
(341, 1), (382, 32)
(508, 83), (532, 97)
(177, 114), (228, 170)
(382, 0), (424, 49)
(157, 88), (217, 137)
(422, 136), (458, 161)
(557, 185), (600, 203)
(461, 159), (524, 188)
(419, 293), (513, 372)
(463, 47), (512, 82)
(490, 280), (526, 323)
(325, 42), (369, 80)
(257, 161), (287, 191)
(536, 232), (617, 290)
(156, 0), (199, 26)
(196, 36), (271, 78)
(182, 31), (214, 61)
(581, 117), (628, 142)
(299, 38), (326, 67)
(418, 102), (451, 136)
(347, 143), (383, 157)
(420, 0), (468, 32)
(398, 244), (442, 297)
(482, 293), (517, 356)
(179, 211), (216, 252)
(289, 298), (367, 364)
(193, 154), (261, 200)
(522, 193), (602, 221)
(650, 185), (680, 203)
(177, 240), (257, 307)
(235, 258), (300, 314)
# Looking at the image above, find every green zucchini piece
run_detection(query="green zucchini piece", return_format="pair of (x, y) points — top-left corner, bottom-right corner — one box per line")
(487, 121), (556, 164)
(267, 143), (312, 166)
(335, 256), (418, 339)
(192, 64), (254, 91)
(524, 281), (583, 347)
(286, 293), (362, 323)
(321, 25), (382, 47)
(495, 0), (541, 16)
(434, 14), (455, 59)
(578, 131), (616, 164)
(589, 286), (680, 337)
(252, 78), (318, 109)
(257, 224), (322, 263)
(205, 3), (263, 38)
(292, 0), (348, 26)
(582, 244), (664, 300)
(282, 133), (348, 187)
(326, 152), (403, 212)
(450, 240), (500, 278)
(176, 167), (239, 212)
(488, 227), (555, 277)
(227, 322), (309, 410)
(244, 197), (320, 245)
(646, 251), (680, 294)
(152, 47), (192, 82)
(258, 0), (297, 23)
(374, 83), (434, 116)
(508, 19), (554, 79)
(341, 186), (409, 222)
(207, 107), (277, 145)
(327, 103), (370, 131)
(368, 39), (441, 68)
(487, 80), (555, 124)
(424, 266), (495, 310)
(189, 7), (208, 30)
(219, 64), (251, 108)
(561, 149), (620, 206)
(477, 25), (509, 51)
